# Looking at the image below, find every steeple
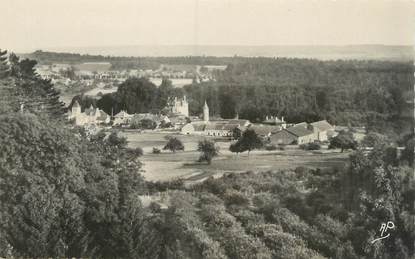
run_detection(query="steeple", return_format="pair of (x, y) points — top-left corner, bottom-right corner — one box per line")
(203, 100), (209, 122)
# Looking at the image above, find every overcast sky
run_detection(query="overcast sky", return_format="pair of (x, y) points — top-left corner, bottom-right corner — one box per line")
(1, 0), (414, 52)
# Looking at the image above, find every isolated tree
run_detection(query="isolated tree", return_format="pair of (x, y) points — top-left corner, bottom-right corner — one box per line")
(163, 137), (184, 153)
(230, 129), (263, 156)
(198, 139), (219, 164)
(329, 131), (357, 152)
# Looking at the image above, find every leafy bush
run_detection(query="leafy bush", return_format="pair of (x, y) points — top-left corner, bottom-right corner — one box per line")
(130, 118), (157, 130)
(329, 131), (357, 152)
(163, 137), (184, 152)
(197, 139), (219, 164)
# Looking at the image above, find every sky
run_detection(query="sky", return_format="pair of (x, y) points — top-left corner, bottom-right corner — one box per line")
(1, 0), (414, 52)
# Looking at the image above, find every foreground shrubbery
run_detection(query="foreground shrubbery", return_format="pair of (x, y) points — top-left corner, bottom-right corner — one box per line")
(0, 114), (157, 258)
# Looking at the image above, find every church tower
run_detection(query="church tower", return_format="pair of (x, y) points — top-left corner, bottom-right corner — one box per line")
(203, 100), (209, 122)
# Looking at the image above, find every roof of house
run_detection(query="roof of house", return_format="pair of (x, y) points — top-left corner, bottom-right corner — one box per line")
(249, 124), (280, 136)
(205, 122), (238, 131)
(193, 123), (206, 131)
(285, 126), (314, 137)
(114, 110), (132, 118)
(228, 119), (250, 126)
(310, 120), (334, 131)
(270, 129), (298, 143)
(294, 122), (308, 128)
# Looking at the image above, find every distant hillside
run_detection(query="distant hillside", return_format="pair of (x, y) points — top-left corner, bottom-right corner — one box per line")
(26, 44), (414, 61)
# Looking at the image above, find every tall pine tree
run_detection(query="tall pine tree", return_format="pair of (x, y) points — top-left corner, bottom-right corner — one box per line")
(0, 49), (9, 78)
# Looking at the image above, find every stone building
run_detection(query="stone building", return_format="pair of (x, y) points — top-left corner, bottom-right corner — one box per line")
(67, 101), (110, 126)
(169, 96), (189, 117)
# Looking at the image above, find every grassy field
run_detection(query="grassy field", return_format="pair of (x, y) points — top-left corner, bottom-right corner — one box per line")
(121, 130), (349, 182)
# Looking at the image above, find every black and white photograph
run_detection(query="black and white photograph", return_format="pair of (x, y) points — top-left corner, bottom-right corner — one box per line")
(0, 0), (414, 258)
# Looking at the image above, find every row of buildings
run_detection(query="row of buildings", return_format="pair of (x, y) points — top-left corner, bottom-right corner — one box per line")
(68, 95), (336, 145)
(179, 98), (335, 144)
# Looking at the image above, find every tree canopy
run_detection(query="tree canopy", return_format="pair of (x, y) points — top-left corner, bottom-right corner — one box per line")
(230, 129), (263, 155)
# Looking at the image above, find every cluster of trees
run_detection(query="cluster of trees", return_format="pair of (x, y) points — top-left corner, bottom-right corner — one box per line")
(70, 77), (184, 116)
(230, 129), (263, 155)
(130, 118), (158, 130)
(0, 114), (160, 257)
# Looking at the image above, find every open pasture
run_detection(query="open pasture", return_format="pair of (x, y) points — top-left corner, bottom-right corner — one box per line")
(122, 130), (349, 182)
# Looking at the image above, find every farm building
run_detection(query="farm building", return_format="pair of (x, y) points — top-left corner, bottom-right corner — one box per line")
(269, 129), (298, 145)
(270, 125), (315, 145)
(204, 122), (239, 137)
(248, 124), (281, 138)
(181, 122), (206, 135)
(310, 120), (335, 141)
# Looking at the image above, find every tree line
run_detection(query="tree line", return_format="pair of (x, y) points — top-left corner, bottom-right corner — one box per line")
(182, 58), (413, 139)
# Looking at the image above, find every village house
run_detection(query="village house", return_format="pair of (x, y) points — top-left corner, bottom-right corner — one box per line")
(263, 115), (287, 129)
(68, 101), (110, 126)
(270, 125), (315, 145)
(204, 122), (240, 137)
(181, 122), (206, 135)
(310, 120), (335, 142)
(113, 110), (134, 125)
(166, 96), (189, 117)
(248, 124), (281, 139)
(270, 120), (335, 145)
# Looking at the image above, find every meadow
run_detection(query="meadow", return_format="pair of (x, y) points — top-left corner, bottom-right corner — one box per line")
(121, 130), (349, 182)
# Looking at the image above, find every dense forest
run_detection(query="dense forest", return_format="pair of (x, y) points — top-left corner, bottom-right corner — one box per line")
(1, 50), (414, 258)
(182, 59), (413, 139)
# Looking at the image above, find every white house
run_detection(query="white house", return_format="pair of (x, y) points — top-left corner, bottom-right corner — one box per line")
(113, 110), (134, 125)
